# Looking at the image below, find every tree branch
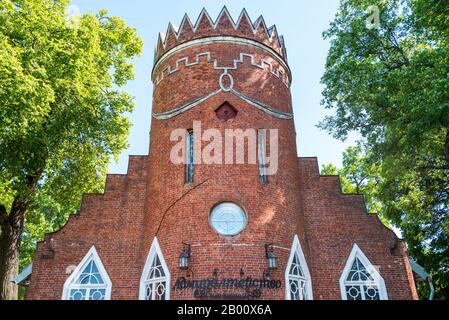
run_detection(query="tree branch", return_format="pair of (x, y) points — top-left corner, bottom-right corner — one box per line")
(8, 165), (45, 229)
(390, 33), (410, 66)
(0, 205), (7, 226)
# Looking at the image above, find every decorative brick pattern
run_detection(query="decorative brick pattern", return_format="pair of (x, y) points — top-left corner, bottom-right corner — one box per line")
(154, 52), (289, 87)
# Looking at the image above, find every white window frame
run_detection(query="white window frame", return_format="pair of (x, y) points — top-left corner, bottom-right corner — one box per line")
(62, 246), (112, 300)
(257, 129), (268, 184)
(185, 129), (194, 183)
(209, 202), (247, 236)
(339, 244), (388, 300)
(139, 237), (171, 300)
(285, 235), (313, 300)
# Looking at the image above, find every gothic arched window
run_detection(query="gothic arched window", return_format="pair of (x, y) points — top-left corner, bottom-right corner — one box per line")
(285, 235), (313, 300)
(340, 244), (388, 300)
(62, 246), (112, 300)
(140, 237), (170, 300)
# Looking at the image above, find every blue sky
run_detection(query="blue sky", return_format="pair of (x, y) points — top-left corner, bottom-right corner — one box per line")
(71, 0), (357, 174)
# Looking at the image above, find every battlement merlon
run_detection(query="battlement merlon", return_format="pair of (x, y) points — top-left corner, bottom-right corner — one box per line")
(154, 7), (288, 66)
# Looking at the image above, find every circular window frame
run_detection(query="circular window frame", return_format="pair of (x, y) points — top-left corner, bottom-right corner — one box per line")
(209, 202), (248, 237)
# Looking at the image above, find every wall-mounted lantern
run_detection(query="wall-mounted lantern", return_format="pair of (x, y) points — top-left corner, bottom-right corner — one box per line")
(179, 242), (191, 270)
(265, 243), (278, 270)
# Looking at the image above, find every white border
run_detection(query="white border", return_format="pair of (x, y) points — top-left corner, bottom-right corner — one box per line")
(62, 246), (112, 300)
(152, 87), (293, 120)
(139, 237), (171, 300)
(153, 51), (289, 87)
(339, 244), (388, 300)
(285, 235), (313, 300)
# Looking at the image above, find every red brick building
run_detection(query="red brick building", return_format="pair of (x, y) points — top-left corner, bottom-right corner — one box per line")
(25, 8), (418, 300)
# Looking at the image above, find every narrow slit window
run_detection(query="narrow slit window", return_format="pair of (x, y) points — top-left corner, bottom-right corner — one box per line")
(185, 129), (194, 183)
(258, 129), (268, 184)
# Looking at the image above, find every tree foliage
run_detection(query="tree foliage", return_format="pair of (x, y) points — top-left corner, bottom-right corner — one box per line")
(0, 0), (142, 299)
(321, 0), (448, 299)
(321, 146), (388, 226)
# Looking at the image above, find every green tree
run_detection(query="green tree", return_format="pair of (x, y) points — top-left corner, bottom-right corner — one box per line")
(0, 0), (142, 299)
(320, 0), (448, 299)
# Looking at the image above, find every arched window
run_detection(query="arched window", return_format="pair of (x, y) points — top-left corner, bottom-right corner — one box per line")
(285, 235), (313, 300)
(140, 237), (170, 300)
(340, 244), (388, 300)
(62, 246), (112, 300)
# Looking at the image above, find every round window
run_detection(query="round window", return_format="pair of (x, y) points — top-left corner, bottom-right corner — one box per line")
(210, 202), (247, 236)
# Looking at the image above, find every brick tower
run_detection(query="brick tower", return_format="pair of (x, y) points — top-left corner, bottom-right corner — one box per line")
(26, 8), (418, 300)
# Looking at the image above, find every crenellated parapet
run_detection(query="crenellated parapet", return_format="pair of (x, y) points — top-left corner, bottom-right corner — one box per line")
(154, 7), (287, 64)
